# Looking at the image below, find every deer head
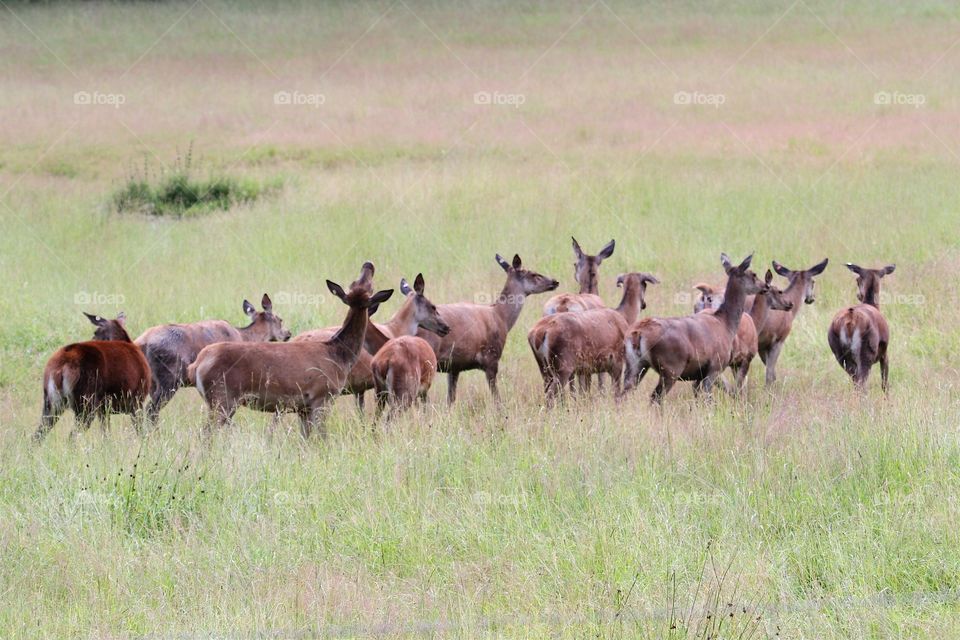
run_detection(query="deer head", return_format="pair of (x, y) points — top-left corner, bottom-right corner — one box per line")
(242, 293), (291, 342)
(399, 273), (450, 337)
(571, 237), (615, 295)
(846, 263), (895, 307)
(772, 258), (829, 304)
(495, 253), (560, 299)
(83, 311), (132, 342)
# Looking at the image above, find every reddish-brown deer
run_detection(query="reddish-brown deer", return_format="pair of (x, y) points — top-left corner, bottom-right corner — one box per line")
(293, 274), (448, 410)
(135, 294), (290, 423)
(828, 263), (895, 392)
(369, 331), (440, 417)
(542, 237), (615, 315)
(529, 272), (658, 404)
(188, 263), (392, 437)
(35, 312), (152, 441)
(620, 254), (764, 403)
(417, 254), (559, 404)
(695, 270), (793, 393)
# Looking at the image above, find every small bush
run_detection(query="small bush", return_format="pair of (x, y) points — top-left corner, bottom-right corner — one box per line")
(112, 144), (279, 218)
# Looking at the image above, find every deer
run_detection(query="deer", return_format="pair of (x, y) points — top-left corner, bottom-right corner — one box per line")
(416, 254), (559, 404)
(542, 237), (615, 315)
(620, 254), (765, 404)
(828, 263), (895, 392)
(528, 272), (658, 404)
(694, 269), (794, 393)
(187, 263), (393, 438)
(135, 294), (290, 423)
(368, 329), (441, 418)
(34, 312), (151, 442)
(293, 274), (449, 410)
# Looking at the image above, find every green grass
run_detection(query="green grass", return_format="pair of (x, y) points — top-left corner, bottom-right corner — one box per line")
(1, 1), (959, 638)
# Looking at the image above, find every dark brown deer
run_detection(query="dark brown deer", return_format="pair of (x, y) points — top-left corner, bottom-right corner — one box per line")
(542, 237), (615, 314)
(828, 263), (895, 392)
(529, 272), (658, 404)
(293, 274), (449, 410)
(369, 334), (439, 417)
(620, 254), (764, 404)
(417, 254), (559, 404)
(35, 312), (151, 441)
(188, 263), (392, 437)
(695, 270), (793, 393)
(135, 294), (290, 422)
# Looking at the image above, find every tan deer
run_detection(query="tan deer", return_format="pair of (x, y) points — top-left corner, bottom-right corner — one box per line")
(369, 331), (439, 417)
(417, 254), (559, 404)
(188, 263), (393, 437)
(542, 237), (615, 314)
(135, 294), (290, 423)
(620, 254), (764, 404)
(529, 272), (658, 404)
(35, 312), (151, 441)
(293, 274), (449, 410)
(828, 263), (895, 392)
(695, 270), (793, 393)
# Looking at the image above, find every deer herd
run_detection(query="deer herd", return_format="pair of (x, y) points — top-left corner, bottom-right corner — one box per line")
(34, 238), (897, 441)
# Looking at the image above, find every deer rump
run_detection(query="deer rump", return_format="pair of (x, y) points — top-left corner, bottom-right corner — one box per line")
(542, 293), (604, 315)
(828, 305), (888, 373)
(371, 336), (437, 407)
(626, 314), (735, 382)
(137, 321), (242, 386)
(44, 341), (151, 416)
(529, 309), (628, 377)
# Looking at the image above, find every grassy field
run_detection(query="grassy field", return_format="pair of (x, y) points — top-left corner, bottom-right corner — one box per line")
(2, 1), (960, 637)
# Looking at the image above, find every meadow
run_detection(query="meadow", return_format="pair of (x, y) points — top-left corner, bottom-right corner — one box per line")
(1, 1), (960, 637)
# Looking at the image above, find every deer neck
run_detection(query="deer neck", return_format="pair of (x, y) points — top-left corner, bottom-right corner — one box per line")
(238, 321), (267, 342)
(384, 295), (418, 337)
(578, 272), (597, 295)
(493, 277), (527, 330)
(363, 320), (391, 356)
(782, 279), (806, 318)
(616, 282), (643, 325)
(715, 276), (748, 334)
(862, 282), (881, 308)
(749, 291), (771, 329)
(329, 305), (369, 363)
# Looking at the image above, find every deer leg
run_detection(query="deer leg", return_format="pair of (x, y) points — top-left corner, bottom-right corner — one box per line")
(596, 372), (606, 392)
(484, 365), (500, 403)
(650, 375), (676, 405)
(354, 391), (366, 414)
(304, 402), (332, 439)
(146, 375), (178, 425)
(577, 373), (591, 394)
(879, 344), (889, 394)
(764, 341), (784, 387)
(375, 390), (389, 421)
(446, 371), (460, 405)
(70, 407), (96, 441)
(34, 391), (65, 442)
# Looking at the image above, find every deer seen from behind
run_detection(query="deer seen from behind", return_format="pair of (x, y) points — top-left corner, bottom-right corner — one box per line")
(828, 263), (895, 392)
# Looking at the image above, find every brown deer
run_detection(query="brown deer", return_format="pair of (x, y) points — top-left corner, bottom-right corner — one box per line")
(695, 270), (794, 393)
(828, 263), (895, 392)
(542, 237), (615, 315)
(369, 333), (439, 417)
(135, 294), (290, 423)
(35, 312), (151, 441)
(529, 272), (658, 404)
(293, 274), (449, 410)
(417, 254), (559, 404)
(187, 263), (393, 437)
(620, 254), (764, 404)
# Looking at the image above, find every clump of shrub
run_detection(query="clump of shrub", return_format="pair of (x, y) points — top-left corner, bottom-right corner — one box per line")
(112, 144), (280, 218)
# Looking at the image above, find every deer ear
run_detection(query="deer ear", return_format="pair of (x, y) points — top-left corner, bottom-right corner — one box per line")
(414, 273), (425, 295)
(641, 274), (660, 285)
(693, 283), (713, 294)
(495, 254), (510, 272)
(571, 237), (584, 259)
(809, 258), (829, 276)
(326, 281), (347, 302)
(242, 300), (256, 317)
(399, 278), (413, 296)
(512, 254), (522, 269)
(772, 261), (791, 277)
(720, 253), (733, 272)
(616, 274), (625, 288)
(261, 293), (273, 312)
(368, 289), (394, 308)
(765, 269), (773, 285)
(368, 301), (381, 318)
(597, 239), (615, 261)
(738, 253), (754, 271)
(845, 263), (863, 275)
(116, 311), (127, 326)
(83, 312), (106, 326)
(882, 264), (896, 276)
